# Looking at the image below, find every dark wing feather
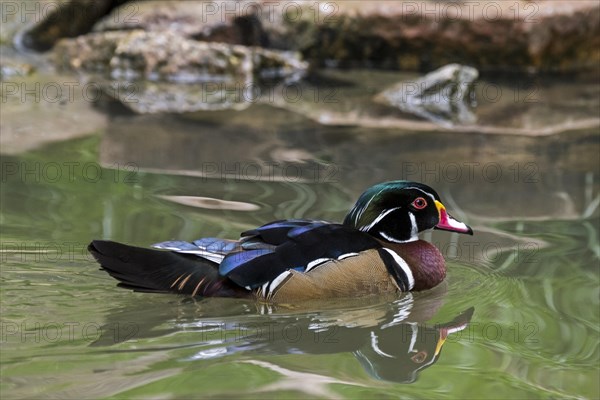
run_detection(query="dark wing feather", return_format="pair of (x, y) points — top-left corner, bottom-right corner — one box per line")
(223, 224), (382, 288)
(88, 240), (249, 298)
(240, 219), (327, 245)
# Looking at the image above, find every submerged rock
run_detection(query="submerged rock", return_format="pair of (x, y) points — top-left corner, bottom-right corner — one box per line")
(375, 64), (479, 127)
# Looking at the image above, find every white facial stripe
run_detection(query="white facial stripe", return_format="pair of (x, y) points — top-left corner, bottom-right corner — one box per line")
(379, 231), (416, 243)
(353, 203), (367, 225)
(408, 211), (418, 240)
(370, 331), (394, 358)
(382, 248), (415, 290)
(408, 323), (419, 353)
(359, 207), (401, 232)
(354, 186), (387, 225)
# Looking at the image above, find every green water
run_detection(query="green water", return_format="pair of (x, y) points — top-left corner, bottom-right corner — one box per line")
(1, 72), (599, 399)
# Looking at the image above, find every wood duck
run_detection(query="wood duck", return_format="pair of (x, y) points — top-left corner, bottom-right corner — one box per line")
(89, 180), (473, 302)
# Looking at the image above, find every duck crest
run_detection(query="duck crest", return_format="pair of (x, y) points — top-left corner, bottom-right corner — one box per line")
(343, 181), (444, 243)
(378, 240), (446, 291)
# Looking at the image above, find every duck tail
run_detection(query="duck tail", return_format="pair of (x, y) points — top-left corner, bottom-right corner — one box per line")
(88, 240), (250, 298)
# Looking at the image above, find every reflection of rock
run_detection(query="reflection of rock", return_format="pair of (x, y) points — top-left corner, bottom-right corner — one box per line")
(268, 68), (600, 136)
(100, 80), (257, 113)
(97, 109), (330, 180)
(376, 64), (478, 127)
(97, 99), (599, 224)
(0, 75), (107, 155)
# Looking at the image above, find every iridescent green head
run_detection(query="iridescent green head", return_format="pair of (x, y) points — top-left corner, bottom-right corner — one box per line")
(344, 181), (473, 243)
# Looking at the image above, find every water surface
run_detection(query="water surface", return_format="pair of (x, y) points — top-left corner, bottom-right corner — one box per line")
(1, 70), (599, 399)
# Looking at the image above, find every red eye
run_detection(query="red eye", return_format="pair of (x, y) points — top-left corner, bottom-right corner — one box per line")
(411, 197), (427, 210)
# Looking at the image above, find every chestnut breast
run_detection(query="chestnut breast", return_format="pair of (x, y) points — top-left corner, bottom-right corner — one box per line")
(380, 239), (447, 291)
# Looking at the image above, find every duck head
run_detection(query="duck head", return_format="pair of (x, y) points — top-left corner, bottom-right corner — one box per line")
(343, 180), (472, 243)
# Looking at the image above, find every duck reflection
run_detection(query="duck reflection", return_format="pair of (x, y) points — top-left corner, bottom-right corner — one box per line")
(189, 303), (473, 383)
(93, 293), (473, 384)
(353, 307), (473, 383)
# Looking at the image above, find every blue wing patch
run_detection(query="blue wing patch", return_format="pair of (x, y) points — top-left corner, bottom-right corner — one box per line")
(287, 222), (328, 238)
(241, 219), (327, 245)
(247, 219), (315, 232)
(219, 249), (274, 276)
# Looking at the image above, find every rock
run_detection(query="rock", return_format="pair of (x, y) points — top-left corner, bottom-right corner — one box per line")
(14, 0), (127, 52)
(16, 1), (599, 73)
(54, 30), (306, 82)
(375, 64), (479, 127)
(52, 29), (307, 113)
(95, 0), (267, 45)
(96, 0), (599, 73)
(291, 0), (600, 73)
